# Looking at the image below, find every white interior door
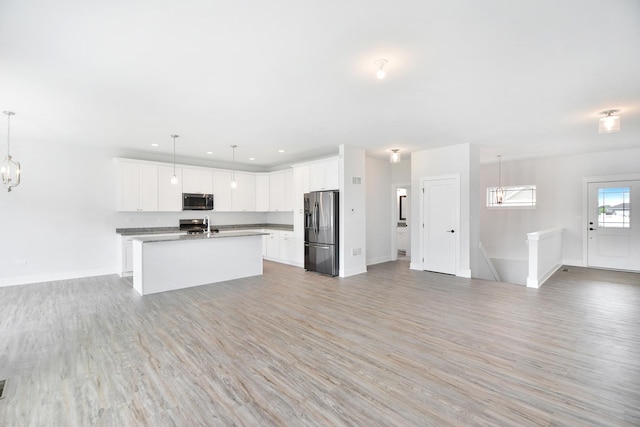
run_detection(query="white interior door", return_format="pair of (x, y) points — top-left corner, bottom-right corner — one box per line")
(423, 177), (458, 274)
(587, 181), (639, 271)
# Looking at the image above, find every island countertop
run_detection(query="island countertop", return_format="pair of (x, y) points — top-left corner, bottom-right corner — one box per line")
(117, 223), (292, 236)
(132, 230), (268, 243)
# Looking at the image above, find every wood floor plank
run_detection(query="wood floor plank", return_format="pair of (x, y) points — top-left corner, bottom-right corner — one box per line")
(1, 262), (639, 426)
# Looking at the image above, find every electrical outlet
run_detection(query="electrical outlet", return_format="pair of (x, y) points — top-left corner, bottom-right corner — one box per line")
(351, 248), (362, 256)
(16, 259), (27, 265)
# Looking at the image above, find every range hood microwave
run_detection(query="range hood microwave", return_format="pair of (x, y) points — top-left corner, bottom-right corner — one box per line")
(183, 193), (213, 211)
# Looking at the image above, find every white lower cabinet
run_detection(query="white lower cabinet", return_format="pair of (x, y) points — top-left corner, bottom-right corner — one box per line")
(261, 229), (297, 266)
(397, 227), (408, 251)
(118, 233), (186, 277)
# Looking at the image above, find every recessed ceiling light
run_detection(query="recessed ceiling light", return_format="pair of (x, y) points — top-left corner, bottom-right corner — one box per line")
(249, 157), (255, 161)
(278, 149), (285, 153)
(151, 143), (159, 147)
(206, 151), (213, 154)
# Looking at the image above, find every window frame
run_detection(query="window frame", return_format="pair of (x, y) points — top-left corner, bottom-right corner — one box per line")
(486, 184), (537, 209)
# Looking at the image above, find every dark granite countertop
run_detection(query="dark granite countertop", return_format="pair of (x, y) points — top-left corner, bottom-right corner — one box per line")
(132, 230), (268, 243)
(116, 223), (293, 236)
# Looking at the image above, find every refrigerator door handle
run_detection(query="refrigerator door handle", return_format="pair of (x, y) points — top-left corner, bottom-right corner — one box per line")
(315, 201), (320, 235)
(305, 243), (331, 249)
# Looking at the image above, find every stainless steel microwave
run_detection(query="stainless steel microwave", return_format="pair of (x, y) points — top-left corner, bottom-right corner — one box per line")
(182, 193), (214, 210)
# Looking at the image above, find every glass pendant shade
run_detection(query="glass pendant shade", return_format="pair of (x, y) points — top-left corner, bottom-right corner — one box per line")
(599, 113), (620, 133)
(1, 155), (21, 192)
(2, 111), (20, 192)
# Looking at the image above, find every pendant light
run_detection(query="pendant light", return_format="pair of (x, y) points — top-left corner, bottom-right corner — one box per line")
(1, 111), (21, 192)
(390, 148), (401, 164)
(495, 155), (505, 205)
(170, 134), (179, 185)
(598, 109), (620, 133)
(230, 145), (238, 189)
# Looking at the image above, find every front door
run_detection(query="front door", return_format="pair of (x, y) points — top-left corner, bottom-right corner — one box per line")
(587, 181), (640, 271)
(422, 177), (458, 275)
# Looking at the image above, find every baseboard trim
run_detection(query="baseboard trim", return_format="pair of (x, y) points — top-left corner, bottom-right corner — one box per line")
(367, 255), (393, 266)
(340, 266), (367, 278)
(0, 268), (117, 288)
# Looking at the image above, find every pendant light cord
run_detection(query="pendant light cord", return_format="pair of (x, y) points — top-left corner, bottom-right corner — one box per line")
(3, 111), (14, 156)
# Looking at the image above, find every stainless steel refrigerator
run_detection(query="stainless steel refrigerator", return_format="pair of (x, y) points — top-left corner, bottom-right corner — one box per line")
(304, 190), (339, 276)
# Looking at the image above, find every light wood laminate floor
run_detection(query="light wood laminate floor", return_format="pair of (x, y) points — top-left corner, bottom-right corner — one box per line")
(1, 262), (639, 426)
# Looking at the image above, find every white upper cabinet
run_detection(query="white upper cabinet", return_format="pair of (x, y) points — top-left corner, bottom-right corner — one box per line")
(309, 157), (339, 192)
(269, 171), (285, 211)
(255, 174), (270, 211)
(212, 170), (232, 211)
(116, 159), (158, 211)
(158, 166), (182, 212)
(232, 172), (256, 211)
(182, 168), (213, 194)
(284, 170), (294, 211)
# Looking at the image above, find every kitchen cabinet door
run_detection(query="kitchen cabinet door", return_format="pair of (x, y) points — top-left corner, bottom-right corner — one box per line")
(232, 172), (256, 211)
(284, 170), (294, 211)
(309, 157), (339, 192)
(183, 168), (213, 194)
(158, 166), (182, 211)
(269, 171), (285, 211)
(116, 160), (158, 211)
(280, 231), (294, 263)
(256, 174), (270, 211)
(266, 230), (280, 259)
(212, 170), (232, 211)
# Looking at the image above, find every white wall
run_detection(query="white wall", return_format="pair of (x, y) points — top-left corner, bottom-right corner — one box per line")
(365, 156), (392, 265)
(479, 147), (640, 267)
(411, 143), (472, 277)
(339, 145), (367, 277)
(0, 141), (118, 286)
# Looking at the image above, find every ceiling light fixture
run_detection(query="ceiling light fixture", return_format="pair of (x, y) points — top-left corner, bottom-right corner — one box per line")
(170, 134), (179, 185)
(598, 109), (621, 133)
(1, 111), (21, 192)
(495, 155), (505, 205)
(151, 143), (159, 147)
(374, 59), (388, 79)
(390, 148), (401, 164)
(230, 145), (238, 189)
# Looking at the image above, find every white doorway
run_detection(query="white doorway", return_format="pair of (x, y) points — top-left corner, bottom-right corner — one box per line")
(587, 180), (640, 271)
(422, 176), (459, 275)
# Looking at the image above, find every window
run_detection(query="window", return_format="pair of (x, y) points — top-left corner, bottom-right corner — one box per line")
(598, 187), (630, 228)
(487, 185), (536, 208)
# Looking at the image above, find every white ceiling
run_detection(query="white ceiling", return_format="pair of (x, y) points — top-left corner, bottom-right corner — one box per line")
(1, 0), (639, 169)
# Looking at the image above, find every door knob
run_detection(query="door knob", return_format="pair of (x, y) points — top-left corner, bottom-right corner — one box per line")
(589, 227), (596, 231)
(447, 229), (455, 233)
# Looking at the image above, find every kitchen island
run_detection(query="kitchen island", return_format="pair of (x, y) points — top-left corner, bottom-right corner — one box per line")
(132, 231), (267, 295)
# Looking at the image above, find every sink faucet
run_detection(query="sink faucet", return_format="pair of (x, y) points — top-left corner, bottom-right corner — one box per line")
(204, 215), (211, 235)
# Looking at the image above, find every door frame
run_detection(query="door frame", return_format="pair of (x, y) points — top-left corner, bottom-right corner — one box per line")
(419, 174), (461, 275)
(582, 173), (640, 268)
(391, 182), (411, 261)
